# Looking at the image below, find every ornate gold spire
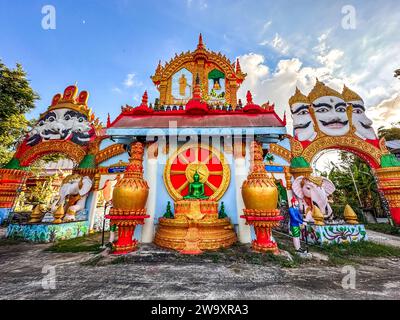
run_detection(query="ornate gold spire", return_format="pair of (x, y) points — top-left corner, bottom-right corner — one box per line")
(197, 33), (204, 49)
(308, 79), (343, 103)
(342, 85), (363, 102)
(289, 87), (309, 106)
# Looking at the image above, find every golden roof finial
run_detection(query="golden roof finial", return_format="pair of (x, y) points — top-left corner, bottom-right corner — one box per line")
(308, 79), (343, 103)
(197, 33), (205, 49)
(289, 87), (309, 106)
(236, 58), (242, 74)
(342, 84), (363, 102)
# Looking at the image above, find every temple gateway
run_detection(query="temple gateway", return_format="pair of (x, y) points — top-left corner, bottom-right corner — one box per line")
(1, 35), (400, 255)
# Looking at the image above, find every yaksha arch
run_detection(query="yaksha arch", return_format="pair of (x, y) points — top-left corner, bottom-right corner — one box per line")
(269, 79), (400, 225)
(151, 34), (246, 108)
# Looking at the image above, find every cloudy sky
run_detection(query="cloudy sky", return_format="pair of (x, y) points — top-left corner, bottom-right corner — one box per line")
(1, 0), (399, 132)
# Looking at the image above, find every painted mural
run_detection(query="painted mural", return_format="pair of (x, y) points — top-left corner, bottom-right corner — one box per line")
(301, 224), (368, 245)
(6, 221), (90, 243)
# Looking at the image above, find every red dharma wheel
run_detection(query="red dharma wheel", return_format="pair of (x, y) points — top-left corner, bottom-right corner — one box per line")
(164, 144), (230, 201)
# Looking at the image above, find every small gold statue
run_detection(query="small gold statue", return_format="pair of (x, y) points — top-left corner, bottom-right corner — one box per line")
(343, 204), (359, 224)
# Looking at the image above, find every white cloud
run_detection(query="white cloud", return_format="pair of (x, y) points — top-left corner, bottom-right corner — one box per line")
(187, 0), (208, 10)
(111, 87), (122, 94)
(368, 93), (400, 129)
(259, 33), (289, 55)
(238, 26), (400, 134)
(124, 73), (141, 88)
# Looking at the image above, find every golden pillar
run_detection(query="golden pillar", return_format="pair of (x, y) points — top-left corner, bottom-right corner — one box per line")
(375, 167), (400, 225)
(228, 80), (238, 108)
(0, 169), (28, 209)
(107, 142), (150, 254)
(241, 141), (283, 253)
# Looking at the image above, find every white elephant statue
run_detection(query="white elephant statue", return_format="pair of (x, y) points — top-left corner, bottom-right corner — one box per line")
(51, 174), (93, 222)
(292, 175), (336, 222)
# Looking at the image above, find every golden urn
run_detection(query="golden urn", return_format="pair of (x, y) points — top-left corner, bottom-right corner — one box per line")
(112, 142), (149, 212)
(241, 142), (278, 211)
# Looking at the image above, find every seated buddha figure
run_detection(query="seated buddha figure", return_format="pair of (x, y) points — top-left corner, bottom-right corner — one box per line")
(184, 172), (209, 200)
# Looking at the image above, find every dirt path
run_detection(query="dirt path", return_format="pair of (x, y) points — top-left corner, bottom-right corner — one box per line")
(367, 230), (400, 248)
(0, 239), (399, 300)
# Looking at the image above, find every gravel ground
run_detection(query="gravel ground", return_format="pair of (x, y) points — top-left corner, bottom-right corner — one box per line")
(1, 231), (400, 300)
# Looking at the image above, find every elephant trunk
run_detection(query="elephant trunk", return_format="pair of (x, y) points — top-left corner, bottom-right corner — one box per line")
(310, 188), (333, 219)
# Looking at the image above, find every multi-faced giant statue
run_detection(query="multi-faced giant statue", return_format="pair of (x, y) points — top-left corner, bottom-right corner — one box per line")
(342, 85), (377, 140)
(27, 108), (94, 147)
(289, 87), (317, 142)
(26, 85), (95, 147)
(308, 80), (350, 137)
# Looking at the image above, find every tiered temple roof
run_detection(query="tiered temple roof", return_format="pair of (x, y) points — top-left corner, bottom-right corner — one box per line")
(107, 35), (286, 136)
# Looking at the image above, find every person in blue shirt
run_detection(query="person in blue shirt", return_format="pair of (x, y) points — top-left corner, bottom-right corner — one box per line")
(289, 196), (305, 253)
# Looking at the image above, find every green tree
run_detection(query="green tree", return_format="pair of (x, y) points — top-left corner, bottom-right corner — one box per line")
(324, 152), (382, 218)
(378, 122), (400, 141)
(0, 60), (39, 166)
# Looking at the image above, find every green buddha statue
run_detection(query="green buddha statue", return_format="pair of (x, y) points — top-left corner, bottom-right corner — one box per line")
(184, 171), (209, 200)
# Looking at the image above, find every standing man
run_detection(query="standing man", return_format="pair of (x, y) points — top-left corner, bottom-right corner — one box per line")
(289, 196), (305, 253)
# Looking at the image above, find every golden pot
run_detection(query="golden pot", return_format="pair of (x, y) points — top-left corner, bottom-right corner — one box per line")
(112, 179), (149, 210)
(242, 179), (278, 211)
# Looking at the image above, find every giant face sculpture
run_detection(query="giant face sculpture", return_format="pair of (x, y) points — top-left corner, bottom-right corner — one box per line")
(350, 100), (377, 140)
(341, 85), (378, 140)
(289, 87), (316, 142)
(291, 102), (316, 142)
(312, 96), (349, 136)
(27, 108), (94, 146)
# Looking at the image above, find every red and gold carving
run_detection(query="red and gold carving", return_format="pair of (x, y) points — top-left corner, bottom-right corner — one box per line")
(95, 144), (125, 165)
(269, 143), (292, 163)
(18, 140), (86, 167)
(164, 143), (230, 202)
(0, 169), (30, 208)
(151, 35), (246, 108)
(107, 142), (150, 254)
(301, 135), (382, 169)
(154, 200), (237, 251)
(241, 141), (283, 253)
(376, 167), (400, 225)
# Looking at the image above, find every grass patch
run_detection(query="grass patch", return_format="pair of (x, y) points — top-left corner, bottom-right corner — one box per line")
(46, 233), (103, 253)
(312, 241), (400, 265)
(81, 255), (103, 266)
(111, 256), (128, 265)
(201, 241), (300, 268)
(0, 238), (25, 246)
(366, 223), (400, 237)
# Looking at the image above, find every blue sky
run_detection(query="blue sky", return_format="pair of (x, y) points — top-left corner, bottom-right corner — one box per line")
(1, 0), (399, 127)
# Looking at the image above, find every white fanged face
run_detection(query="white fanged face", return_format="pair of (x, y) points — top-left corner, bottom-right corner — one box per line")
(312, 96), (349, 136)
(349, 100), (377, 140)
(26, 108), (93, 146)
(291, 102), (316, 142)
